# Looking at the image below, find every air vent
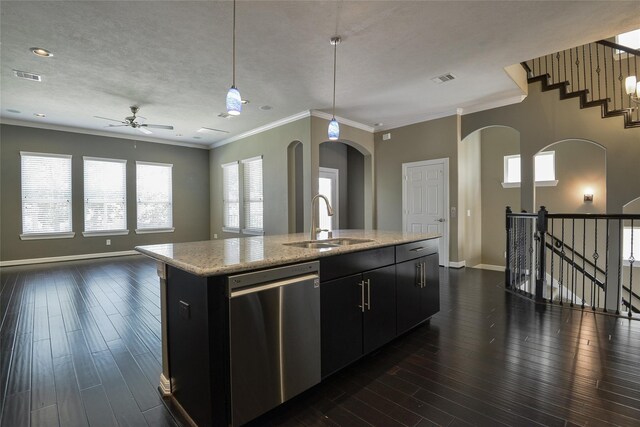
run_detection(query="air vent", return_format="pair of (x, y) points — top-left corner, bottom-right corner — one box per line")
(431, 73), (456, 84)
(13, 70), (42, 82)
(198, 127), (229, 134)
(218, 112), (233, 119)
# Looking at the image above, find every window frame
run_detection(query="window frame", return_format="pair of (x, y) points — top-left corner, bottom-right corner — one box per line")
(241, 156), (264, 236)
(135, 161), (175, 234)
(82, 156), (129, 237)
(20, 151), (75, 240)
(222, 161), (241, 233)
(501, 151), (558, 188)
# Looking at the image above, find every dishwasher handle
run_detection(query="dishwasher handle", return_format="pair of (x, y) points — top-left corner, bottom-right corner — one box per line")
(230, 273), (319, 298)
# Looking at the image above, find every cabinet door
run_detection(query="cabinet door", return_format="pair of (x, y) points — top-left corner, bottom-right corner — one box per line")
(363, 265), (396, 353)
(422, 254), (440, 319)
(396, 259), (424, 334)
(321, 274), (363, 377)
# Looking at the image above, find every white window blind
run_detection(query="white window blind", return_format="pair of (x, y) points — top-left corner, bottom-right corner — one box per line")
(21, 152), (73, 237)
(84, 157), (127, 234)
(136, 162), (173, 231)
(222, 161), (240, 231)
(242, 156), (263, 234)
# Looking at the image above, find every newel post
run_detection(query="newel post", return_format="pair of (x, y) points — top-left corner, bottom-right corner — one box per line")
(505, 206), (512, 288)
(536, 206), (548, 301)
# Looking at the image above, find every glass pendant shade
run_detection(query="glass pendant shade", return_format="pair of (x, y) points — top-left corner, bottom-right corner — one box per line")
(226, 86), (242, 115)
(328, 118), (340, 141)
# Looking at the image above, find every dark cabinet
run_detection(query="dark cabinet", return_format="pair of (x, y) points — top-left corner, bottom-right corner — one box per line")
(320, 264), (396, 377)
(396, 253), (440, 334)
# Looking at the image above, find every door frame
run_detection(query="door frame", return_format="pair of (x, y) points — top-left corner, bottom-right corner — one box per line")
(402, 158), (450, 267)
(319, 167), (339, 230)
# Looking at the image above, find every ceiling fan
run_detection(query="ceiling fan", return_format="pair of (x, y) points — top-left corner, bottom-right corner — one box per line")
(94, 106), (173, 135)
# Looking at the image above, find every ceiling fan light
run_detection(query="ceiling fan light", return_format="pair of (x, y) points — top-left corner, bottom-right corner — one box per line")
(328, 118), (340, 141)
(226, 86), (242, 116)
(625, 76), (637, 95)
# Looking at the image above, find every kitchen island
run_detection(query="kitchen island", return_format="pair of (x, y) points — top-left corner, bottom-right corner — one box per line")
(136, 230), (440, 426)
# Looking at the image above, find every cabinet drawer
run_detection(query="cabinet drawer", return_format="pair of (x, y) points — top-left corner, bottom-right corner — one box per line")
(320, 247), (394, 282)
(395, 239), (438, 263)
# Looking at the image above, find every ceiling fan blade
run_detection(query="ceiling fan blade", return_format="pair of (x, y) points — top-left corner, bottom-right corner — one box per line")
(94, 116), (126, 123)
(141, 124), (174, 130)
(138, 127), (153, 135)
(198, 127), (230, 134)
(107, 124), (129, 127)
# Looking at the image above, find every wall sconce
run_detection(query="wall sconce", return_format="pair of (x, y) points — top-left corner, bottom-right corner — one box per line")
(584, 188), (594, 202)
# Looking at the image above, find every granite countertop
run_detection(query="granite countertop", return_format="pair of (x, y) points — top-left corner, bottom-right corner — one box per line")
(135, 230), (440, 277)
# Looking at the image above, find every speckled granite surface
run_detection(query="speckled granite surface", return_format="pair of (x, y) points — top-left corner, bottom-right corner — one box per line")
(135, 230), (439, 277)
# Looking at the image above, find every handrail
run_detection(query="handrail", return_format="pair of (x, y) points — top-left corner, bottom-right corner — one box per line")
(546, 231), (607, 277)
(596, 39), (640, 56)
(548, 213), (640, 220)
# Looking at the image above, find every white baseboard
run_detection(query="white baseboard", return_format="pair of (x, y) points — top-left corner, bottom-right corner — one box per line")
(449, 260), (466, 269)
(473, 264), (506, 272)
(0, 250), (140, 267)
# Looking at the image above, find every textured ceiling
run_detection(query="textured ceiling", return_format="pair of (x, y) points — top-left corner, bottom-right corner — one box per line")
(1, 1), (639, 148)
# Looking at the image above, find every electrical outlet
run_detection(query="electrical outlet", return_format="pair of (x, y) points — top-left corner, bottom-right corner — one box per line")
(106, 239), (111, 246)
(467, 209), (471, 217)
(214, 233), (218, 239)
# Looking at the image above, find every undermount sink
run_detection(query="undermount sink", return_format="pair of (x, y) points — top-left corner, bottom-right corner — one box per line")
(283, 238), (374, 249)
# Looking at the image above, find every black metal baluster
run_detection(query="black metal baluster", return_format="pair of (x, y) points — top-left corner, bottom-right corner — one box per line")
(545, 54), (548, 81)
(550, 53), (554, 84)
(604, 45), (609, 104)
(617, 220), (622, 315)
(550, 219), (555, 302)
(556, 52), (561, 85)
(524, 218), (529, 295)
(569, 48), (574, 92)
(592, 220), (599, 310)
(559, 219), (565, 305)
(529, 219), (535, 296)
(576, 47), (581, 92)
(604, 219), (609, 312)
(596, 44), (602, 101)
(571, 219), (576, 306)
(582, 219), (587, 309)
(613, 48), (618, 110)
(619, 50), (624, 112)
(589, 44), (594, 102)
(629, 219), (635, 318)
(515, 218), (520, 291)
(564, 49), (568, 85)
(582, 44), (587, 98)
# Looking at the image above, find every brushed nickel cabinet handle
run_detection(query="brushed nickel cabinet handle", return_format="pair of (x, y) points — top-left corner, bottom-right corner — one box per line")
(366, 279), (371, 311)
(358, 281), (365, 312)
(416, 263), (422, 287)
(410, 247), (425, 252)
(422, 262), (427, 288)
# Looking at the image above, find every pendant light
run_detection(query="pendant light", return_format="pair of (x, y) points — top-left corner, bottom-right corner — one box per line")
(328, 36), (341, 141)
(226, 0), (242, 116)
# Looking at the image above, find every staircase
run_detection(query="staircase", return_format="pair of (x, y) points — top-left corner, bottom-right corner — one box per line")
(523, 39), (640, 129)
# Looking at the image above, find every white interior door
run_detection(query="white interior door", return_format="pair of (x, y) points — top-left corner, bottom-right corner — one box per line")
(319, 167), (339, 231)
(402, 159), (449, 266)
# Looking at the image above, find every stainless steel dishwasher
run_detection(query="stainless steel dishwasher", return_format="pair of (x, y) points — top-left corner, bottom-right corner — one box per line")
(227, 261), (321, 426)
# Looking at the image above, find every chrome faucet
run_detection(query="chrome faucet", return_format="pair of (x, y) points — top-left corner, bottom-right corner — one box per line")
(310, 194), (334, 240)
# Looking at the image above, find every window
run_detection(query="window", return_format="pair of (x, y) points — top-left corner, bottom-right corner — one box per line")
(623, 227), (639, 266)
(20, 152), (74, 240)
(616, 29), (640, 52)
(502, 151), (557, 187)
(222, 161), (240, 232)
(319, 167), (339, 232)
(83, 157), (127, 236)
(136, 162), (174, 233)
(242, 156), (264, 235)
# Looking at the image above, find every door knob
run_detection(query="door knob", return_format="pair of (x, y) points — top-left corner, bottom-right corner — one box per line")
(436, 218), (446, 222)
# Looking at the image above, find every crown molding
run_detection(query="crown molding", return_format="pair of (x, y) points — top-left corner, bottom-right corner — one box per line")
(309, 110), (375, 133)
(0, 118), (209, 150)
(210, 111), (311, 149)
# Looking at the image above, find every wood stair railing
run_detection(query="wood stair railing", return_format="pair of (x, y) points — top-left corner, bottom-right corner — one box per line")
(522, 39), (640, 129)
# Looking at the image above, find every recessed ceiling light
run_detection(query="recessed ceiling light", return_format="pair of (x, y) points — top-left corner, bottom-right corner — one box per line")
(34, 113), (46, 118)
(241, 99), (250, 105)
(30, 47), (53, 58)
(259, 105), (272, 111)
(7, 109), (21, 114)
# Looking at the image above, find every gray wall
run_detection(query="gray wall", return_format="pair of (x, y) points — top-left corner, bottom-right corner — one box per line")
(0, 124), (210, 261)
(479, 126), (520, 266)
(374, 115), (459, 262)
(319, 142), (348, 228)
(210, 118), (311, 238)
(458, 129), (482, 267)
(347, 145), (365, 229)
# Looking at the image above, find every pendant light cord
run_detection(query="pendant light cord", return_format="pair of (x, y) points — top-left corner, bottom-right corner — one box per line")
(332, 39), (337, 117)
(232, 0), (236, 88)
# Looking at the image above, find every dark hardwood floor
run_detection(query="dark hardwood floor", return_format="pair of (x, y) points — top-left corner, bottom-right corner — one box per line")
(2, 256), (640, 426)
